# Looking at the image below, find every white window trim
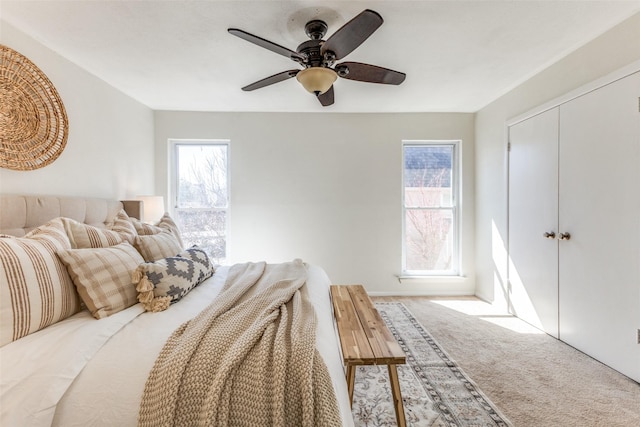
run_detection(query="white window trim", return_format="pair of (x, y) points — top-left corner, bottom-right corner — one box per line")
(168, 139), (230, 212)
(168, 139), (230, 261)
(402, 140), (461, 276)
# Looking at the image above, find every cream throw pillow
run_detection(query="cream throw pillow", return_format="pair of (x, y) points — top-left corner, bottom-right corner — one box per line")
(58, 242), (144, 319)
(156, 213), (184, 249)
(62, 218), (124, 249)
(109, 209), (138, 244)
(134, 232), (183, 262)
(131, 213), (185, 249)
(63, 211), (138, 248)
(0, 218), (81, 346)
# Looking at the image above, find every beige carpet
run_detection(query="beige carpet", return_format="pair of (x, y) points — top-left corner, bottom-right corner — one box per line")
(372, 296), (640, 427)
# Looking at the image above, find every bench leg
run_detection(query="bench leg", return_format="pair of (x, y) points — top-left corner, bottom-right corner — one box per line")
(346, 365), (356, 408)
(387, 364), (406, 427)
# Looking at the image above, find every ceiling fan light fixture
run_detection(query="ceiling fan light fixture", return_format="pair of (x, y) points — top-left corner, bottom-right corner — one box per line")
(229, 9), (404, 106)
(296, 67), (337, 95)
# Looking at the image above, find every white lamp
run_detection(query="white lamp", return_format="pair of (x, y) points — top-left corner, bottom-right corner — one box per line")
(136, 196), (165, 224)
(296, 67), (337, 95)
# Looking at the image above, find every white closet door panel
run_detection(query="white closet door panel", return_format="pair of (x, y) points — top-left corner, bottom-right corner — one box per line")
(508, 108), (559, 337)
(559, 72), (640, 381)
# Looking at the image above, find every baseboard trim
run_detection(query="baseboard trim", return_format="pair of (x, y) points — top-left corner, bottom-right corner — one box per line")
(367, 290), (474, 297)
(474, 290), (493, 303)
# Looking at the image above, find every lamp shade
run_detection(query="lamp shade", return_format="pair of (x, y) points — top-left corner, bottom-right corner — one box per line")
(296, 67), (337, 95)
(136, 196), (165, 224)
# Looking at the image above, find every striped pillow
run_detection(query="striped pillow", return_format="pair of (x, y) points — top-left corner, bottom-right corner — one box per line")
(131, 213), (184, 249)
(0, 218), (81, 347)
(109, 209), (137, 244)
(131, 218), (162, 236)
(58, 242), (144, 319)
(63, 211), (138, 249)
(134, 232), (183, 262)
(156, 213), (184, 249)
(62, 218), (124, 249)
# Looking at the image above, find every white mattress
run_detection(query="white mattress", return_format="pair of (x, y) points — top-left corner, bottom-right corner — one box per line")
(0, 264), (353, 427)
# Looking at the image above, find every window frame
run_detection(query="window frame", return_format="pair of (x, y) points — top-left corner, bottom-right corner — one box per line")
(402, 140), (461, 276)
(168, 139), (230, 262)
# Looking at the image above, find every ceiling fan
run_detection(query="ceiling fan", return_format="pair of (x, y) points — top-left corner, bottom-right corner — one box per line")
(228, 9), (406, 107)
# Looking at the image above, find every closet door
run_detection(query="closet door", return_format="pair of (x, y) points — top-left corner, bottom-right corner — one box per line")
(558, 72), (640, 381)
(508, 107), (559, 337)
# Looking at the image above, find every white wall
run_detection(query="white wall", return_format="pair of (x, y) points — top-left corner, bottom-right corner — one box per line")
(474, 12), (640, 307)
(0, 22), (155, 200)
(155, 112), (475, 294)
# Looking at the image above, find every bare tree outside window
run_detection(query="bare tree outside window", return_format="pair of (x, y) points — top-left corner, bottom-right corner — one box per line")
(403, 144), (459, 274)
(173, 143), (229, 264)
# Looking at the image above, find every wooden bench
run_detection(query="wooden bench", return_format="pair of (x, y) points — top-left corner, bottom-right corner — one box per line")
(329, 284), (407, 427)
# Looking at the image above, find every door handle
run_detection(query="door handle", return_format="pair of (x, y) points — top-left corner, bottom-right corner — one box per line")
(558, 232), (571, 240)
(543, 231), (556, 239)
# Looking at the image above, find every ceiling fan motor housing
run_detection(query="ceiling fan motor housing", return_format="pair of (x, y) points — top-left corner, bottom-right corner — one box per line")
(299, 20), (337, 68)
(297, 40), (326, 67)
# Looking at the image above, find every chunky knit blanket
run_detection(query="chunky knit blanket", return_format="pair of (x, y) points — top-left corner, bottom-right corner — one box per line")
(138, 260), (341, 427)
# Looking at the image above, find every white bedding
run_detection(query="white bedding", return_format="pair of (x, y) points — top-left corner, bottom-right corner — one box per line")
(0, 264), (353, 427)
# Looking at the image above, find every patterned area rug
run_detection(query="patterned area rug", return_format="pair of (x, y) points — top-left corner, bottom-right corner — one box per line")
(351, 303), (512, 427)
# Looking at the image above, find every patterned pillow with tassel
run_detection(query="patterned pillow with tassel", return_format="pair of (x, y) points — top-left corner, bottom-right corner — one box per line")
(132, 246), (215, 312)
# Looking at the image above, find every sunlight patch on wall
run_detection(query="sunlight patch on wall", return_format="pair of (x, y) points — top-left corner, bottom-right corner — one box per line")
(491, 220), (509, 308)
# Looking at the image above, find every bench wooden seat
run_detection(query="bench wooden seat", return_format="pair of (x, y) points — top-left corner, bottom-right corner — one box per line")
(330, 284), (407, 427)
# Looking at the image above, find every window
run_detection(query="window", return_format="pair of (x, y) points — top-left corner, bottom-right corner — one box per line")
(403, 142), (460, 275)
(169, 140), (229, 264)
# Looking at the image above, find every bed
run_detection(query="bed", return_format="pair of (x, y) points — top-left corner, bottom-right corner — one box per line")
(0, 195), (353, 426)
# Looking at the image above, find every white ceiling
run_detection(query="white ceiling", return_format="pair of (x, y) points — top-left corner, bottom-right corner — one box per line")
(2, 1), (639, 113)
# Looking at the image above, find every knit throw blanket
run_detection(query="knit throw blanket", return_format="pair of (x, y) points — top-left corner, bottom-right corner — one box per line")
(138, 260), (341, 427)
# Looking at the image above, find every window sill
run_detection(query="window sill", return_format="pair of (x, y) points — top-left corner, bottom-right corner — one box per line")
(396, 275), (467, 283)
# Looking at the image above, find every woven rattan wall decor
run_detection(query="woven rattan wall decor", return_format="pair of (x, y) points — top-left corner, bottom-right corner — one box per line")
(0, 44), (69, 171)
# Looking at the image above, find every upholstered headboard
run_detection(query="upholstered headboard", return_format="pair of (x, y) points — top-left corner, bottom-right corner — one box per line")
(0, 195), (143, 237)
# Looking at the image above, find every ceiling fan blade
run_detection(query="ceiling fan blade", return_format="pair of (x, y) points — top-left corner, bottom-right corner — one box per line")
(317, 85), (334, 106)
(337, 62), (406, 85)
(228, 28), (306, 62)
(321, 9), (383, 60)
(242, 70), (300, 91)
